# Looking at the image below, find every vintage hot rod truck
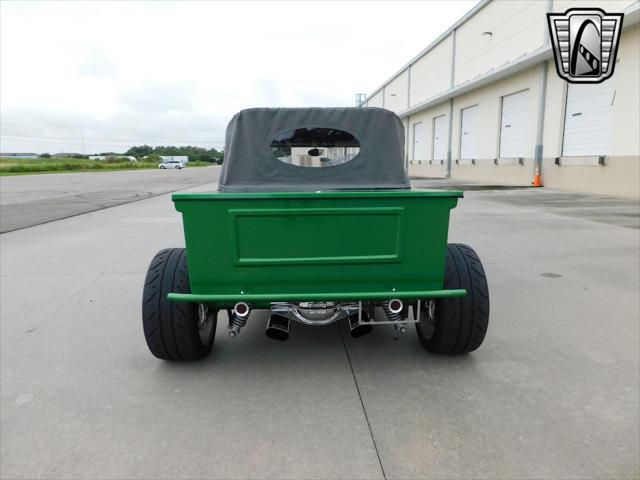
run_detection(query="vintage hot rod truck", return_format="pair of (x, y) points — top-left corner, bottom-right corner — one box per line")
(142, 108), (489, 361)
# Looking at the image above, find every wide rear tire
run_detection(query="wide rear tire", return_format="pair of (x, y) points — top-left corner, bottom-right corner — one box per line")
(142, 248), (216, 361)
(416, 243), (489, 354)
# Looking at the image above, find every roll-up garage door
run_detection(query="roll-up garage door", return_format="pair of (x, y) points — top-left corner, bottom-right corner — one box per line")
(432, 115), (447, 162)
(460, 105), (479, 160)
(562, 77), (616, 156)
(412, 122), (426, 161)
(499, 89), (529, 158)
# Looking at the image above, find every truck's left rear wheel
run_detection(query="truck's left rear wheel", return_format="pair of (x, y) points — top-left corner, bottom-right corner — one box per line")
(142, 248), (216, 361)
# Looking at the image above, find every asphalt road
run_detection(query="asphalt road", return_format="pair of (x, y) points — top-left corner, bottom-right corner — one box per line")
(1, 179), (638, 479)
(0, 166), (220, 233)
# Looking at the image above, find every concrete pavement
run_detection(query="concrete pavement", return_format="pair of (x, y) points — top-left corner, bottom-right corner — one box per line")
(0, 166), (220, 233)
(1, 182), (638, 479)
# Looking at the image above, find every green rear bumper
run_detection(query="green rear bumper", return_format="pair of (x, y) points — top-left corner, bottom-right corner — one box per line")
(168, 289), (466, 303)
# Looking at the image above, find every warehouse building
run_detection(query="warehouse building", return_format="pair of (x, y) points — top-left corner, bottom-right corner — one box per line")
(360, 0), (639, 197)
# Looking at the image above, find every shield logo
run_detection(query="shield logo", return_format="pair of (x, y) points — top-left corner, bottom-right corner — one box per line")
(547, 8), (623, 84)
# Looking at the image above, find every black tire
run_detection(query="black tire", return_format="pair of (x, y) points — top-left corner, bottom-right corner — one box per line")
(417, 243), (489, 354)
(142, 248), (216, 361)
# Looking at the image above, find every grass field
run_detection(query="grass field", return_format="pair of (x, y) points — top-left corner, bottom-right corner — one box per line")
(0, 157), (212, 176)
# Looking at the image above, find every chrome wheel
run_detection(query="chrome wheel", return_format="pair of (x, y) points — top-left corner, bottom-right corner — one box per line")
(198, 304), (215, 345)
(418, 300), (436, 340)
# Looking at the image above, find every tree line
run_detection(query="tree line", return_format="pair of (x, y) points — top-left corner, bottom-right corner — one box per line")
(124, 145), (224, 163)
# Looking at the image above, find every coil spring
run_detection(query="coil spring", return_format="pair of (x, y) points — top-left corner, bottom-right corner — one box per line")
(382, 301), (402, 322)
(230, 313), (248, 328)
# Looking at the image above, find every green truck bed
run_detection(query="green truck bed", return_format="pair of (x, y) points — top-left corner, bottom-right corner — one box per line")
(169, 190), (465, 307)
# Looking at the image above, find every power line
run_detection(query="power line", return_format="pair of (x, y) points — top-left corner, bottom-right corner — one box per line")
(0, 133), (225, 143)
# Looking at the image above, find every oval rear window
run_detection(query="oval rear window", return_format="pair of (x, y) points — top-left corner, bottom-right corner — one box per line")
(271, 127), (360, 167)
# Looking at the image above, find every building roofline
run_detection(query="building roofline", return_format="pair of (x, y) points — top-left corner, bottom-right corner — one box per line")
(624, 0), (640, 31)
(365, 0), (491, 102)
(376, 0), (639, 118)
(365, 0), (639, 108)
(397, 45), (552, 118)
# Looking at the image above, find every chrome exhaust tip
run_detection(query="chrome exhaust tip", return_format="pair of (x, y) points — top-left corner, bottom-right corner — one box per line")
(229, 302), (251, 338)
(266, 314), (290, 341)
(388, 299), (403, 314)
(348, 312), (373, 338)
(233, 302), (250, 318)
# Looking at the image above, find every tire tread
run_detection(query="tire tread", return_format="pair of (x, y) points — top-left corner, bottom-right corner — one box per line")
(417, 243), (489, 354)
(141, 248), (215, 361)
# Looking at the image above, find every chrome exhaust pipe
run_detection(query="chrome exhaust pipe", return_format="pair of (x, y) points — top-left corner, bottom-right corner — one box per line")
(384, 299), (407, 336)
(233, 302), (250, 317)
(266, 314), (290, 341)
(348, 311), (373, 338)
(382, 299), (403, 322)
(229, 302), (250, 338)
(388, 299), (403, 315)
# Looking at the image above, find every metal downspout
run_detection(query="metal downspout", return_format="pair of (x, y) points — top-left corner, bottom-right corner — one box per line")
(533, 63), (548, 186)
(407, 64), (412, 108)
(405, 116), (411, 170)
(534, 0), (553, 186)
(406, 66), (412, 170)
(446, 29), (457, 178)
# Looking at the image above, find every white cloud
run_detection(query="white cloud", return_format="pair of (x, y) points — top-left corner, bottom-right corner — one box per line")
(77, 47), (118, 80)
(119, 80), (197, 114)
(0, 0), (478, 153)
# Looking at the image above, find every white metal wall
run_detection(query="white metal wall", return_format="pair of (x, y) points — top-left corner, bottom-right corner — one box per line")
(410, 36), (453, 104)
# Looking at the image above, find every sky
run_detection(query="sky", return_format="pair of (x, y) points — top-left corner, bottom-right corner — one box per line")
(0, 0), (477, 154)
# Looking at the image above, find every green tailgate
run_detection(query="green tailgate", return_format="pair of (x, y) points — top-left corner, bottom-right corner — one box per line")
(170, 190), (463, 306)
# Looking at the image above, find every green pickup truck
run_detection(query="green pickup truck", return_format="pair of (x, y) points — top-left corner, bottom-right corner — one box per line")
(142, 107), (489, 361)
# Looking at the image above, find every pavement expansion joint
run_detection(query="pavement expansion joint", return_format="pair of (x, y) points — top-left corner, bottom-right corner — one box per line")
(337, 323), (387, 480)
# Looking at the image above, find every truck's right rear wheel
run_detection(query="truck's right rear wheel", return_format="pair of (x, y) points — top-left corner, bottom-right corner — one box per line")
(416, 243), (489, 354)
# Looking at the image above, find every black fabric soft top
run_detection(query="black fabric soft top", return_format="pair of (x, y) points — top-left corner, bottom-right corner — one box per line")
(218, 107), (410, 192)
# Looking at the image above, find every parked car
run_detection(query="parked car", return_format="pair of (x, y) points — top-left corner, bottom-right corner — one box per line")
(142, 107), (490, 361)
(159, 160), (184, 169)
